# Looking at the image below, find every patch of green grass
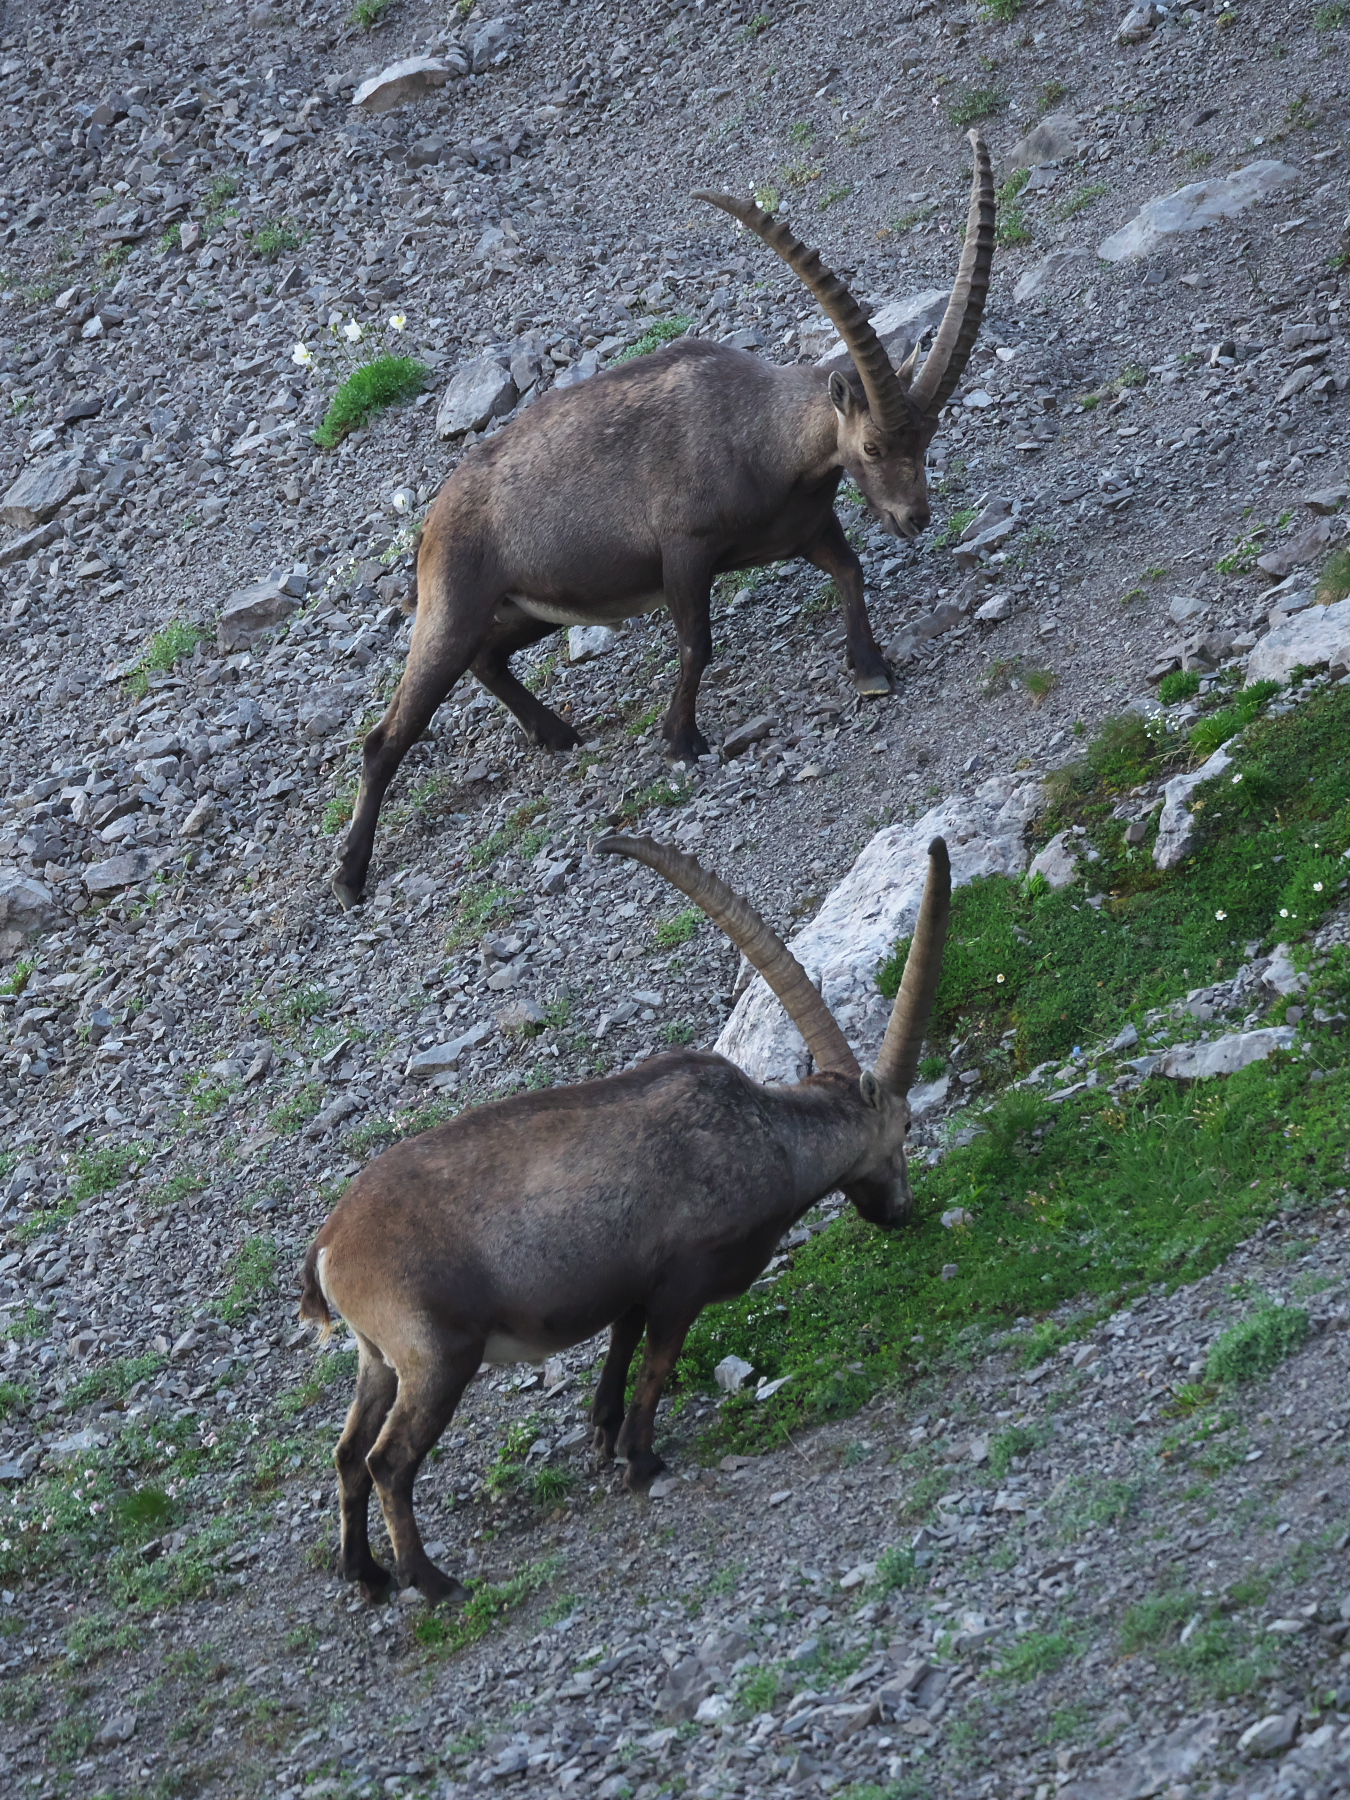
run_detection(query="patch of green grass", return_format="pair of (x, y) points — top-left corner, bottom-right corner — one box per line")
(1315, 2), (1346, 26)
(250, 222), (302, 261)
(1186, 679), (1283, 759)
(64, 1610), (139, 1667)
(0, 1379), (30, 1419)
(1, 957), (36, 997)
(1318, 548), (1350, 605)
(1120, 1588), (1196, 1650)
(125, 620), (208, 699)
(619, 776), (694, 821)
(144, 1171), (205, 1213)
(988, 1423), (1039, 1476)
(1158, 669), (1202, 706)
(221, 1236), (278, 1322)
(468, 801), (549, 871)
(740, 11), (772, 40)
(983, 0), (1024, 18)
(873, 1544), (919, 1591)
(352, 0), (395, 25)
(65, 1352), (166, 1412)
(321, 778), (358, 837)
(314, 355), (428, 450)
(269, 1081), (324, 1133)
(1207, 1300), (1309, 1384)
(947, 87), (1007, 128)
(996, 168), (1032, 247)
(995, 1630), (1075, 1680)
(738, 1664), (785, 1715)
(413, 1555), (563, 1655)
(654, 909), (700, 948)
(614, 316), (694, 364)
(1023, 667), (1057, 707)
(818, 183), (852, 211)
(445, 883), (519, 950)
(934, 507), (978, 549)
(1052, 182), (1110, 221)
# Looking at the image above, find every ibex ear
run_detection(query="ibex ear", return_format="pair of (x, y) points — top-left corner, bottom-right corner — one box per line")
(859, 1070), (884, 1110)
(828, 370), (859, 419)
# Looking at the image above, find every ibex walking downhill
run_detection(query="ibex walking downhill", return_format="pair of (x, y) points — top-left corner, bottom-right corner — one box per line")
(332, 135), (993, 909)
(301, 837), (951, 1604)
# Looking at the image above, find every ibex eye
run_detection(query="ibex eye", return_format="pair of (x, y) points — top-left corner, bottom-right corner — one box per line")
(863, 443), (881, 459)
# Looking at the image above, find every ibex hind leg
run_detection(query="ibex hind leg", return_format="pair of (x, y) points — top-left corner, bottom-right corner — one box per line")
(615, 1306), (699, 1493)
(332, 596), (492, 910)
(470, 606), (582, 752)
(365, 1334), (480, 1606)
(590, 1304), (646, 1462)
(334, 1336), (398, 1599)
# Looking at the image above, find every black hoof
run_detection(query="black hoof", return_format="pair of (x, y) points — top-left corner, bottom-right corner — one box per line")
(410, 1564), (469, 1607)
(591, 1424), (619, 1462)
(850, 665), (894, 698)
(621, 1451), (667, 1494)
(350, 1560), (392, 1601)
(664, 731), (710, 765)
(332, 874), (364, 912)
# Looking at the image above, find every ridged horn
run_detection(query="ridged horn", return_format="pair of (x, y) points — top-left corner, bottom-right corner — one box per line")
(872, 838), (951, 1096)
(906, 132), (996, 421)
(692, 188), (914, 436)
(596, 834), (861, 1079)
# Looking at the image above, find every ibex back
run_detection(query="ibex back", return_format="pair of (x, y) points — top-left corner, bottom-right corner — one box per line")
(332, 135), (993, 909)
(301, 834), (951, 1604)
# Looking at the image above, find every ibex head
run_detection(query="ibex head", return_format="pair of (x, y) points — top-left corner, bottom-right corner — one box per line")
(694, 131), (995, 545)
(595, 835), (952, 1234)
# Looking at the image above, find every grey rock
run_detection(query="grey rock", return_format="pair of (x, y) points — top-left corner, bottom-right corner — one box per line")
(1028, 830), (1080, 890)
(1261, 943), (1307, 997)
(1238, 1709), (1300, 1757)
(304, 1094), (359, 1139)
(655, 1655), (715, 1722)
(553, 349), (601, 391)
(567, 625), (619, 663)
(887, 601), (963, 662)
(495, 997), (547, 1030)
(723, 715), (775, 758)
(1116, 2), (1164, 45)
(468, 16), (518, 72)
(1110, 1022), (1140, 1052)
(352, 56), (454, 113)
(405, 1019), (494, 1078)
(1059, 1713), (1219, 1800)
(436, 356), (517, 437)
(0, 520), (60, 566)
(1247, 598), (1350, 685)
(1256, 516), (1331, 581)
(714, 1354), (755, 1393)
(0, 871), (57, 938)
(1, 447), (86, 528)
(179, 796), (215, 838)
(218, 577), (301, 652)
(1007, 113), (1081, 170)
(814, 289), (951, 375)
(1160, 1026), (1296, 1081)
(1278, 364), (1321, 403)
(299, 704), (345, 741)
(1098, 162), (1300, 261)
(83, 848), (169, 895)
(1168, 594), (1208, 625)
(94, 1709), (138, 1747)
(1153, 744), (1234, 871)
(975, 593), (1013, 623)
(1013, 248), (1090, 303)
(1304, 484), (1349, 515)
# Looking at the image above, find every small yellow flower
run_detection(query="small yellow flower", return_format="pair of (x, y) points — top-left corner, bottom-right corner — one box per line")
(389, 312), (407, 331)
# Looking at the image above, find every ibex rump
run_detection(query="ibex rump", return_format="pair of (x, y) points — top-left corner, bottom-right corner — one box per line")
(331, 135), (993, 907)
(300, 836), (951, 1603)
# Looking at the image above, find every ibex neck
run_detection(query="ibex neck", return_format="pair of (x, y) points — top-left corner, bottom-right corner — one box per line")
(776, 369), (844, 483)
(769, 1078), (875, 1217)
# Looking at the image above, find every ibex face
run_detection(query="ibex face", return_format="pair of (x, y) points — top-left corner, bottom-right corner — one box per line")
(840, 1071), (915, 1228)
(827, 372), (930, 543)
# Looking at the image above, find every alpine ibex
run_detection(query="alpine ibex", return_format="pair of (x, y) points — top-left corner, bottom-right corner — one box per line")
(300, 835), (951, 1603)
(331, 135), (993, 907)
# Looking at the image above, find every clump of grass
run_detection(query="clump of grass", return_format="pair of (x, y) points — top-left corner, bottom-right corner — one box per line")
(740, 11), (771, 40)
(948, 87), (1007, 128)
(250, 222), (302, 262)
(1317, 547), (1350, 605)
(322, 779), (358, 837)
(445, 882), (520, 950)
(935, 506), (978, 548)
(1023, 667), (1057, 707)
(469, 801), (549, 870)
(352, 0), (395, 25)
(996, 169), (1032, 247)
(654, 909), (700, 948)
(614, 316), (694, 363)
(1186, 679), (1282, 759)
(873, 1544), (919, 1591)
(1207, 1300), (1309, 1384)
(988, 1423), (1039, 1476)
(2, 958), (36, 998)
(71, 1143), (146, 1204)
(995, 1630), (1076, 1680)
(1157, 669), (1202, 706)
(983, 0), (1024, 18)
(125, 619), (207, 698)
(314, 355), (428, 449)
(1052, 182), (1110, 221)
(413, 1555), (562, 1655)
(221, 1236), (278, 1322)
(269, 1082), (324, 1133)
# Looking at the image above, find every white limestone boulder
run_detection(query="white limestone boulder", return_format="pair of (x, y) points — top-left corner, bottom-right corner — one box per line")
(1246, 597), (1350, 685)
(1097, 162), (1299, 261)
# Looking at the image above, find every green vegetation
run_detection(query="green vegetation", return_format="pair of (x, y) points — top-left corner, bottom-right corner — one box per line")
(0, 1380), (30, 1420)
(270, 1082), (324, 1133)
(947, 87), (1008, 128)
(1, 958), (35, 997)
(413, 1555), (562, 1655)
(873, 1544), (919, 1591)
(983, 0), (1024, 18)
(1315, 1), (1345, 25)
(995, 1630), (1076, 1680)
(352, 0), (395, 25)
(221, 1236), (278, 1322)
(1318, 547), (1350, 604)
(1052, 182), (1110, 221)
(996, 169), (1032, 247)
(614, 316), (694, 363)
(988, 1423), (1039, 1476)
(1206, 1299), (1309, 1384)
(819, 183), (852, 211)
(250, 221), (303, 261)
(1157, 668), (1202, 706)
(203, 174), (240, 235)
(935, 507), (978, 548)
(654, 909), (701, 948)
(65, 1352), (165, 1412)
(469, 801), (549, 870)
(322, 778), (357, 836)
(125, 619), (207, 698)
(445, 882), (519, 949)
(314, 354), (428, 449)
(740, 11), (772, 40)
(672, 679), (1350, 1456)
(1119, 1585), (1279, 1697)
(1022, 667), (1057, 707)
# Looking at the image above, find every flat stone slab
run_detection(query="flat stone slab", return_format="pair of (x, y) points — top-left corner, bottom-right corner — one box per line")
(0, 520), (61, 566)
(1, 447), (85, 528)
(567, 625), (619, 663)
(1059, 1714), (1219, 1800)
(1160, 1026), (1296, 1081)
(352, 55), (454, 113)
(83, 849), (170, 895)
(218, 577), (301, 652)
(715, 774), (1045, 1084)
(405, 1019), (494, 1078)
(814, 289), (951, 374)
(1006, 113), (1081, 171)
(1247, 597), (1350, 685)
(1097, 161), (1299, 261)
(0, 870), (56, 935)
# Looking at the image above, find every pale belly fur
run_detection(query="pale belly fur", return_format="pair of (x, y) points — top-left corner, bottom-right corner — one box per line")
(505, 589), (667, 629)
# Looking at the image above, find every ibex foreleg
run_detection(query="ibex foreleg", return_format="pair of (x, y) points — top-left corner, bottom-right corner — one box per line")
(470, 605), (582, 752)
(661, 547), (716, 764)
(590, 1303), (647, 1461)
(803, 514), (893, 697)
(614, 1301), (699, 1492)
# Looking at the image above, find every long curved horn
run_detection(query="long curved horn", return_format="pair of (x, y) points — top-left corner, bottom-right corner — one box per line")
(872, 838), (951, 1095)
(596, 834), (861, 1079)
(692, 189), (914, 436)
(906, 132), (996, 421)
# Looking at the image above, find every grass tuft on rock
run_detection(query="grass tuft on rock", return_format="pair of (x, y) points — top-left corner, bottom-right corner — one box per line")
(314, 354), (428, 449)
(1206, 1300), (1309, 1384)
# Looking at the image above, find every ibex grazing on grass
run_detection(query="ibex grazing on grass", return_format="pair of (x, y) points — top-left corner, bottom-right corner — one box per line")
(331, 135), (993, 907)
(300, 835), (951, 1603)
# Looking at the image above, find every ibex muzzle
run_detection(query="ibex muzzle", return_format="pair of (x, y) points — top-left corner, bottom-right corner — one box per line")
(331, 137), (993, 909)
(300, 840), (951, 1604)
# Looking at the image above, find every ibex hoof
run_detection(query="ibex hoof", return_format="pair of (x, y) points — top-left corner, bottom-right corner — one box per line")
(851, 667), (894, 698)
(332, 875), (364, 912)
(621, 1452), (667, 1494)
(352, 1561), (393, 1602)
(411, 1565), (469, 1607)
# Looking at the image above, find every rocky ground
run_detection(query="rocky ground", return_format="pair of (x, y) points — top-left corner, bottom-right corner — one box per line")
(0, 0), (1349, 1794)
